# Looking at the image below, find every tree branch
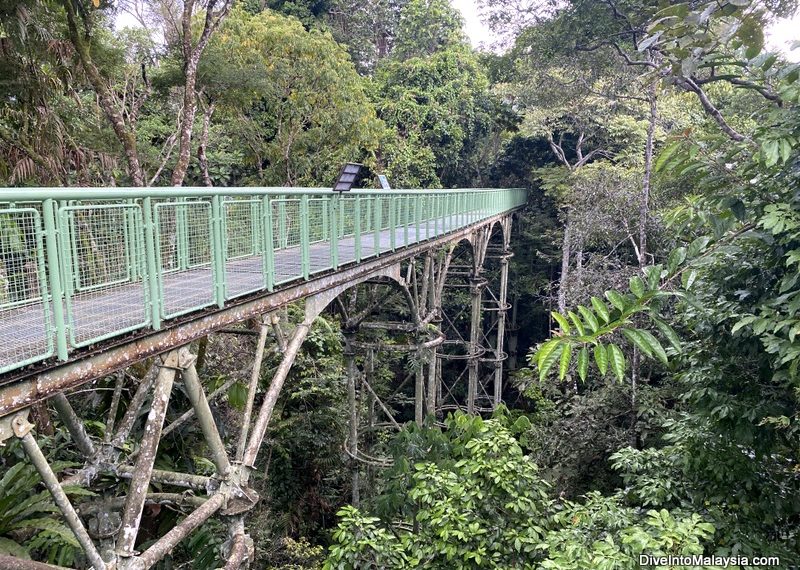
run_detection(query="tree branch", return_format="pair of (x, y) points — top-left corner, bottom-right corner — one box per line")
(676, 76), (751, 143)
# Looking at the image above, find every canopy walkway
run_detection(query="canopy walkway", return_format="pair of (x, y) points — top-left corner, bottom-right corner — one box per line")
(0, 186), (525, 570)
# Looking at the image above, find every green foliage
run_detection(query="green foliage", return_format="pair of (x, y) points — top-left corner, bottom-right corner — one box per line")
(198, 8), (383, 187)
(372, 0), (501, 187)
(324, 413), (720, 569)
(0, 443), (87, 566)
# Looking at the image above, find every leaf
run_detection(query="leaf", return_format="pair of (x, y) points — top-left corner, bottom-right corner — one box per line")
(687, 236), (711, 257)
(594, 344), (608, 377)
(605, 290), (626, 312)
(681, 269), (698, 290)
(622, 329), (653, 358)
(92, 0), (100, 6)
(577, 347), (589, 382)
(608, 344), (626, 382)
(590, 297), (610, 323)
(652, 318), (682, 351)
(645, 264), (663, 289)
(11, 518), (79, 547)
(558, 344), (571, 381)
(638, 31), (663, 51)
(538, 340), (563, 382)
(731, 315), (757, 334)
(536, 339), (560, 370)
(0, 537), (29, 559)
(667, 247), (687, 274)
(638, 329), (669, 364)
(578, 305), (600, 333)
(655, 141), (680, 172)
(227, 382), (247, 409)
(630, 276), (646, 298)
(567, 311), (585, 335)
(551, 311), (571, 334)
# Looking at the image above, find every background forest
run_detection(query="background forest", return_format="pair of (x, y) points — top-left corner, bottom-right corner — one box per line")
(1, 0), (799, 568)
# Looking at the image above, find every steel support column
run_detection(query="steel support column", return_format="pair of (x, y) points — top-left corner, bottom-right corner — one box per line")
(179, 349), (232, 478)
(242, 321), (312, 467)
(493, 251), (510, 406)
(467, 276), (485, 415)
(117, 350), (180, 558)
(11, 413), (107, 570)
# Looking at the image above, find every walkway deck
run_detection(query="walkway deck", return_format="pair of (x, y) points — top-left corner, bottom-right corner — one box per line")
(0, 213), (478, 374)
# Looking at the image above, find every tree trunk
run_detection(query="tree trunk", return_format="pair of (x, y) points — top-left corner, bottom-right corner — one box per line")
(198, 100), (215, 187)
(62, 1), (144, 186)
(639, 80), (657, 267)
(557, 217), (572, 313)
(170, 0), (232, 187)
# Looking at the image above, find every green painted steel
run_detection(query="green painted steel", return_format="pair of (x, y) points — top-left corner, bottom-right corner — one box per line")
(0, 187), (526, 374)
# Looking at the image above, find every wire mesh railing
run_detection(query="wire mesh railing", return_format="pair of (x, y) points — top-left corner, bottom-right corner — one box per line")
(0, 187), (526, 373)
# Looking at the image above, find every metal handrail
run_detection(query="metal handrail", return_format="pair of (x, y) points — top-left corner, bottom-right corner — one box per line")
(0, 187), (526, 374)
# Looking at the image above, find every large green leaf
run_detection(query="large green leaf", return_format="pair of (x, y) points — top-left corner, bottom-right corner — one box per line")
(558, 343), (572, 381)
(622, 328), (653, 358)
(538, 340), (563, 381)
(578, 305), (600, 333)
(608, 344), (626, 382)
(551, 311), (571, 334)
(629, 276), (646, 298)
(594, 344), (608, 377)
(577, 347), (589, 382)
(0, 537), (29, 559)
(567, 311), (585, 335)
(590, 297), (610, 323)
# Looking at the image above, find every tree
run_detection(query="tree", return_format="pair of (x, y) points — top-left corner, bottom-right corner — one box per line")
(196, 7), (383, 186)
(324, 413), (718, 569)
(373, 0), (501, 187)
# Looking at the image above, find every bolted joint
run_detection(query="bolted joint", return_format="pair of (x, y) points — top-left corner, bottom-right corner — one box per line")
(11, 411), (34, 439)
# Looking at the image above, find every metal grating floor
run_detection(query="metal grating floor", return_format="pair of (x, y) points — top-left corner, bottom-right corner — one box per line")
(0, 215), (478, 372)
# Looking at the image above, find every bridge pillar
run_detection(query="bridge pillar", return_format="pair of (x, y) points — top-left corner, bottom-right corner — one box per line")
(467, 275), (486, 415)
(492, 218), (513, 406)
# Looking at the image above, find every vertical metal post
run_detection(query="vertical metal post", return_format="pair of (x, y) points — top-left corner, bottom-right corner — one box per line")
(180, 350), (232, 477)
(262, 196), (275, 291)
(117, 350), (179, 558)
(433, 194), (439, 237)
(251, 200), (261, 255)
(404, 195), (409, 247)
(374, 196), (382, 256)
(211, 195), (226, 306)
(43, 199), (69, 360)
(142, 198), (162, 329)
(57, 202), (75, 301)
(330, 195), (340, 269)
(354, 196), (362, 262)
(127, 200), (139, 281)
(389, 195), (396, 251)
(14, 415), (106, 570)
(468, 277), (483, 415)
(322, 196), (329, 242)
(300, 195), (310, 279)
(414, 194), (421, 243)
(493, 251), (510, 406)
(278, 200), (287, 249)
(177, 202), (189, 270)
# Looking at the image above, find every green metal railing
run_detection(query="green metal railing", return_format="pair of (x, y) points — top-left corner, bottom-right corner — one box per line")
(0, 187), (526, 374)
